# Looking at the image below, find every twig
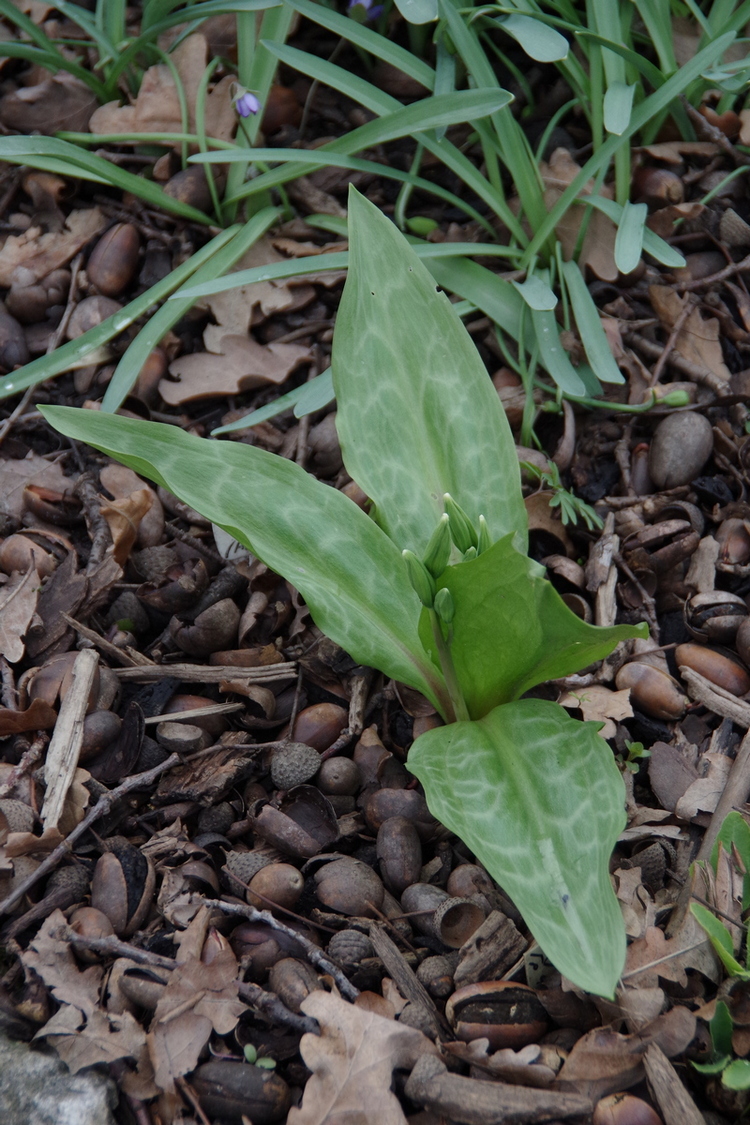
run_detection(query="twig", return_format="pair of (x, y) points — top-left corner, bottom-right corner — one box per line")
(75, 472), (112, 573)
(53, 926), (176, 972)
(695, 722), (750, 865)
(61, 612), (153, 667)
(201, 898), (359, 1001)
(623, 330), (728, 393)
(0, 753), (180, 918)
(41, 649), (99, 832)
(112, 662), (297, 684)
(648, 296), (697, 386)
(0, 655), (17, 709)
(175, 1077), (212, 1125)
(46, 252), (83, 355)
(681, 97), (750, 169)
(0, 733), (47, 799)
(680, 666), (750, 728)
(238, 981), (319, 1035)
(0, 387), (36, 447)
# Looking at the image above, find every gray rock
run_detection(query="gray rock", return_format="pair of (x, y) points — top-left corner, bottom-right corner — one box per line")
(648, 411), (714, 489)
(0, 1031), (117, 1125)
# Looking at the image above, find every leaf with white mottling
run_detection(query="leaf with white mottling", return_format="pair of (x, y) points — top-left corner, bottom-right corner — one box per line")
(408, 699), (627, 997)
(332, 187), (527, 556)
(39, 407), (449, 716)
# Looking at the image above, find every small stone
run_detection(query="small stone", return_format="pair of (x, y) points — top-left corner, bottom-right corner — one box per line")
(0, 799), (34, 833)
(648, 412), (713, 489)
(155, 721), (211, 754)
(0, 1029), (117, 1125)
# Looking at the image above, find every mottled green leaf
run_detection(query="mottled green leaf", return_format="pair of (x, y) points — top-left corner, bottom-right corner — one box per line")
(420, 535), (646, 718)
(332, 187), (528, 557)
(408, 699), (627, 997)
(39, 407), (449, 715)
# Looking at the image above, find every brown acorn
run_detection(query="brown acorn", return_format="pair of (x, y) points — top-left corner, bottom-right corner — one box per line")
(291, 702), (348, 750)
(87, 223), (140, 297)
(268, 957), (320, 1013)
(314, 857), (384, 916)
(593, 1093), (663, 1125)
(90, 840), (155, 937)
(615, 662), (687, 720)
(446, 980), (548, 1049)
(247, 863), (304, 911)
(675, 643), (750, 696)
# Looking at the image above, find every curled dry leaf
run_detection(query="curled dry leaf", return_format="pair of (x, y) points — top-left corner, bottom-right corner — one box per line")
(0, 208), (106, 287)
(99, 489), (155, 567)
(649, 285), (731, 383)
(539, 148), (618, 280)
(674, 751), (732, 820)
(289, 990), (439, 1125)
(559, 686), (633, 741)
(0, 73), (97, 134)
(624, 921), (718, 989)
(0, 564), (40, 663)
(0, 451), (71, 520)
(89, 35), (236, 145)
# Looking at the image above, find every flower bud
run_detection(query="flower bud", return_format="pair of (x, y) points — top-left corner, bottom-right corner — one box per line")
(656, 390), (691, 408)
(423, 514), (452, 577)
(477, 515), (492, 555)
(463, 547), (477, 561)
(434, 587), (454, 624)
(402, 549), (436, 608)
(443, 494), (477, 553)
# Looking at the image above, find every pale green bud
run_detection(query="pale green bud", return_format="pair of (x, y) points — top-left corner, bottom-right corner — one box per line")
(423, 514), (452, 577)
(658, 389), (691, 408)
(443, 493), (477, 553)
(463, 546), (477, 561)
(434, 586), (454, 624)
(402, 549), (436, 607)
(477, 515), (492, 555)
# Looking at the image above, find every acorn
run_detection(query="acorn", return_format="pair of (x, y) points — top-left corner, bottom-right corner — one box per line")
(291, 703), (348, 751)
(0, 533), (57, 578)
(66, 295), (122, 339)
(416, 954), (456, 999)
(270, 743), (321, 790)
(675, 643), (750, 696)
(90, 840), (155, 937)
(87, 223), (140, 297)
(377, 816), (422, 895)
(685, 592), (748, 645)
(615, 662), (687, 720)
(268, 957), (320, 1013)
(631, 166), (684, 208)
(327, 928), (373, 966)
(69, 906), (115, 962)
(593, 1093), (663, 1125)
(446, 981), (548, 1049)
(317, 756), (361, 796)
(169, 598), (240, 655)
(191, 1060), (291, 1124)
(80, 710), (122, 763)
(314, 857), (384, 916)
(246, 863), (304, 911)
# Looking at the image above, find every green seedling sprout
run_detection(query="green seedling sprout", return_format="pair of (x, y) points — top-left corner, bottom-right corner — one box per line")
(42, 189), (647, 997)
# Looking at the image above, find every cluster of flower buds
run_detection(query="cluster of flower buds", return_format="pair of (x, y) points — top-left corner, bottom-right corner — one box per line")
(402, 496), (491, 624)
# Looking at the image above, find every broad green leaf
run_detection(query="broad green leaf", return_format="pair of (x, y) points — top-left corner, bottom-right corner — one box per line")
(497, 13), (569, 62)
(615, 202), (648, 275)
(408, 699), (627, 997)
(691, 902), (749, 978)
(723, 1059), (750, 1091)
(394, 0), (437, 23)
(419, 535), (646, 719)
(530, 308), (588, 397)
(514, 276), (558, 311)
(603, 81), (635, 136)
(561, 260), (624, 384)
(39, 407), (449, 716)
(332, 187), (528, 557)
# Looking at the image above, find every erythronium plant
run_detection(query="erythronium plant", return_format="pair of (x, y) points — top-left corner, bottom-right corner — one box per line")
(43, 187), (646, 997)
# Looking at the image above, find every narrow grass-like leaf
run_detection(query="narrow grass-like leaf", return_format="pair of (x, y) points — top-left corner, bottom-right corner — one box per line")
(530, 309), (588, 397)
(0, 228), (239, 402)
(561, 260), (624, 384)
(333, 188), (528, 557)
(711, 1001), (735, 1060)
(211, 370), (335, 434)
(603, 81), (635, 135)
(582, 194), (686, 267)
(0, 137), (213, 225)
(102, 209), (280, 412)
(497, 13), (569, 61)
(419, 535), (646, 718)
(514, 276), (558, 310)
(39, 407), (449, 715)
(523, 33), (735, 264)
(711, 811), (750, 875)
(408, 699), (628, 997)
(615, 201), (648, 275)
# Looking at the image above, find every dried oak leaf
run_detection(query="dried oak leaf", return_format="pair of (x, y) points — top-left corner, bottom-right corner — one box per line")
(0, 451), (71, 519)
(0, 697), (57, 736)
(289, 990), (438, 1125)
(0, 208), (105, 287)
(649, 285), (731, 383)
(99, 488), (154, 566)
(0, 564), (40, 663)
(674, 751), (732, 820)
(625, 918), (718, 989)
(0, 73), (97, 134)
(89, 34), (236, 145)
(162, 334), (312, 403)
(199, 237), (319, 334)
(556, 1004), (696, 1102)
(22, 910), (102, 1016)
(147, 945), (245, 1093)
(559, 686), (633, 741)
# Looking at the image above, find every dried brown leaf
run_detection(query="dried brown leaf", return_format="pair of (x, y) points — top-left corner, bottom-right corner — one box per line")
(89, 35), (236, 145)
(162, 334), (312, 403)
(649, 285), (731, 384)
(0, 565), (39, 663)
(539, 148), (618, 280)
(0, 697), (57, 735)
(0, 208), (105, 287)
(0, 452), (71, 519)
(674, 751), (732, 819)
(289, 991), (438, 1125)
(0, 73), (97, 134)
(99, 488), (154, 566)
(559, 686), (633, 740)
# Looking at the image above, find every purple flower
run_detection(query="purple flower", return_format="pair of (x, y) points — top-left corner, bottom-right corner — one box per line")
(234, 90), (261, 118)
(348, 0), (383, 21)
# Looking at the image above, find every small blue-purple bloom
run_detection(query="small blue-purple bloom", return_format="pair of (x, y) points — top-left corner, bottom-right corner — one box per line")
(234, 90), (261, 117)
(348, 0), (383, 21)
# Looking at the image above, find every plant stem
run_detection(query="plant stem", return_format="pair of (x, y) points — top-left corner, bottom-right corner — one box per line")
(429, 609), (469, 724)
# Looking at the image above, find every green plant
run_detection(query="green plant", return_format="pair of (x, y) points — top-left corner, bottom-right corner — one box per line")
(615, 739), (650, 775)
(692, 999), (750, 1093)
(42, 188), (646, 996)
(520, 460), (602, 531)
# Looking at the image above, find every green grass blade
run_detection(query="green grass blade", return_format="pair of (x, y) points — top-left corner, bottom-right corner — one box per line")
(0, 42), (110, 99)
(102, 209), (281, 412)
(615, 201), (647, 274)
(523, 32), (735, 264)
(561, 260), (624, 384)
(0, 137), (213, 225)
(584, 194), (686, 267)
(212, 369), (335, 434)
(0, 228), (239, 402)
(531, 308), (587, 397)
